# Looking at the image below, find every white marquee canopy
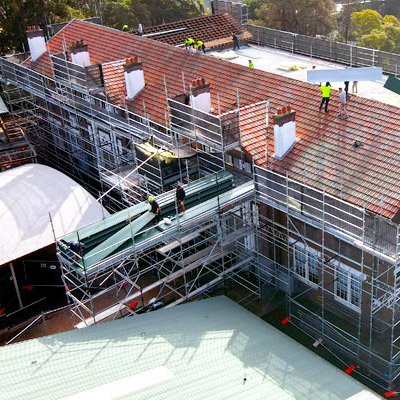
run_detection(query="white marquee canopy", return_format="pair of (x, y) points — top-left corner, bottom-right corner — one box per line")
(0, 164), (108, 265)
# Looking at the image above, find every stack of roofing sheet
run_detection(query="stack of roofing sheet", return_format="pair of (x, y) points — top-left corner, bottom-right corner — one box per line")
(58, 171), (234, 270)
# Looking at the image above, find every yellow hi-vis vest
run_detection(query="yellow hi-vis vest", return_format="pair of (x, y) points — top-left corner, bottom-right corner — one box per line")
(320, 85), (331, 98)
(185, 38), (194, 45)
(249, 61), (254, 68)
(196, 40), (203, 48)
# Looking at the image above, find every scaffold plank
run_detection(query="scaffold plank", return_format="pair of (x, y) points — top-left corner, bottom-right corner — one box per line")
(157, 222), (218, 255)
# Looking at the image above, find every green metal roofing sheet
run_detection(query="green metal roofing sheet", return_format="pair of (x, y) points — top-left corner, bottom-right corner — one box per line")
(0, 296), (383, 399)
(384, 75), (400, 95)
(60, 171), (235, 270)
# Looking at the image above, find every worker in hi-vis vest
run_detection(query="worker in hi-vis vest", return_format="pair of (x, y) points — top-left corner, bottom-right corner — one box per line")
(319, 82), (332, 113)
(248, 60), (254, 68)
(196, 40), (206, 53)
(185, 37), (195, 49)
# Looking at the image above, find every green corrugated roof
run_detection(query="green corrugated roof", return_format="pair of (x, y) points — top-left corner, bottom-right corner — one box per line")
(0, 297), (382, 399)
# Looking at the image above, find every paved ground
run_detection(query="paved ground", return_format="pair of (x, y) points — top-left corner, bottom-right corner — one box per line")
(210, 44), (400, 107)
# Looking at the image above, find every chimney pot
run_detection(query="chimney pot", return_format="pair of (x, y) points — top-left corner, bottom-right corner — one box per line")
(287, 105), (291, 112)
(282, 106), (287, 114)
(201, 77), (206, 85)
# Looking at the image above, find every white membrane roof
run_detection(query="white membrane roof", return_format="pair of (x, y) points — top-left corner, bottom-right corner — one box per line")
(0, 296), (383, 399)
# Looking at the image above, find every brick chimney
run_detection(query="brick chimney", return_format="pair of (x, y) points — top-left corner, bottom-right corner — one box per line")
(190, 77), (211, 113)
(273, 105), (296, 160)
(70, 40), (91, 66)
(26, 26), (47, 62)
(123, 57), (145, 100)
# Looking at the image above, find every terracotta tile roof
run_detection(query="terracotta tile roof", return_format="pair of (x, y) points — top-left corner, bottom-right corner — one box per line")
(25, 19), (400, 220)
(135, 13), (251, 48)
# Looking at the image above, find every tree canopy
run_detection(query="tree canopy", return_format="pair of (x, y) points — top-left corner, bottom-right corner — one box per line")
(100, 0), (205, 29)
(247, 0), (337, 37)
(351, 9), (400, 53)
(0, 0), (205, 54)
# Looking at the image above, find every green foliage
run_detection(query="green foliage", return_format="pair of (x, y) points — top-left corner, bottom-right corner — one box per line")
(247, 0), (267, 21)
(359, 29), (395, 53)
(0, 0), (95, 53)
(0, 0), (204, 54)
(100, 0), (204, 29)
(351, 9), (400, 53)
(383, 14), (400, 26)
(351, 9), (382, 37)
(246, 0), (337, 36)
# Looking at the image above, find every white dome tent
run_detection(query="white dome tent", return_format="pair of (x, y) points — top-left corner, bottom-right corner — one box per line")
(0, 164), (108, 266)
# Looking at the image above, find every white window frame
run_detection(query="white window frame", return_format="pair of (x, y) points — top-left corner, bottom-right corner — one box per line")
(331, 260), (365, 313)
(289, 239), (319, 288)
(225, 153), (233, 166)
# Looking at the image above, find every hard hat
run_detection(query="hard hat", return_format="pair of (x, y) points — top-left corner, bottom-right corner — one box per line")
(148, 196), (154, 202)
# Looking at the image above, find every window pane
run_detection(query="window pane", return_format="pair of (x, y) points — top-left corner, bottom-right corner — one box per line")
(350, 275), (362, 308)
(308, 253), (319, 284)
(294, 245), (306, 278)
(336, 268), (348, 301)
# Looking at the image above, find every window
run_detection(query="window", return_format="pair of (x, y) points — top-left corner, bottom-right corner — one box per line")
(225, 154), (233, 165)
(291, 241), (319, 286)
(333, 263), (365, 312)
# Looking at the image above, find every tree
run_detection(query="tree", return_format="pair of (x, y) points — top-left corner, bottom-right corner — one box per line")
(0, 0), (94, 53)
(100, 0), (204, 29)
(359, 29), (395, 52)
(351, 9), (400, 53)
(247, 0), (267, 22)
(351, 9), (382, 37)
(246, 0), (337, 36)
(0, 0), (205, 54)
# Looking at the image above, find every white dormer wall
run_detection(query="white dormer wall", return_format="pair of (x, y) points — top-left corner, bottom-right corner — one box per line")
(71, 50), (91, 67)
(273, 109), (296, 160)
(124, 68), (145, 100)
(27, 31), (47, 62)
(191, 91), (211, 114)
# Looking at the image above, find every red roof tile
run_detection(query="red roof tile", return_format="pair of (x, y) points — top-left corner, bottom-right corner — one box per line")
(135, 13), (251, 48)
(25, 19), (400, 220)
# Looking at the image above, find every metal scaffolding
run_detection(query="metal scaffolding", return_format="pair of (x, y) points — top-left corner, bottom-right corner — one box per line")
(2, 34), (399, 394)
(56, 175), (256, 328)
(0, 50), (264, 332)
(253, 165), (400, 390)
(0, 55), (226, 212)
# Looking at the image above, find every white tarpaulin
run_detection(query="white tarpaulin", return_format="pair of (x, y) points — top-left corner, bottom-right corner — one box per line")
(307, 67), (382, 83)
(0, 164), (108, 265)
(0, 95), (9, 115)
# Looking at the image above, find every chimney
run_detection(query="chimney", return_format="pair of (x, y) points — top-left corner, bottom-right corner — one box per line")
(70, 40), (91, 66)
(26, 26), (47, 62)
(273, 105), (296, 160)
(123, 57), (145, 100)
(190, 77), (211, 113)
